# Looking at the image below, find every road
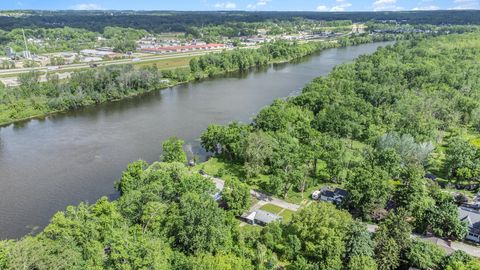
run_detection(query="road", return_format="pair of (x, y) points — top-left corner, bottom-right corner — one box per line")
(366, 224), (480, 257)
(0, 47), (240, 77)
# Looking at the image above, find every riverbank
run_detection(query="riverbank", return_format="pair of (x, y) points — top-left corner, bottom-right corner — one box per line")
(0, 34), (401, 127)
(0, 41), (394, 239)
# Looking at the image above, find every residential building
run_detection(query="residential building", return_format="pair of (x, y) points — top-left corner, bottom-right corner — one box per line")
(142, 43), (226, 54)
(243, 210), (282, 226)
(458, 206), (480, 243)
(312, 187), (347, 204)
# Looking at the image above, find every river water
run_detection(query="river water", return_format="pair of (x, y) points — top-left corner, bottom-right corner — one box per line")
(0, 41), (393, 239)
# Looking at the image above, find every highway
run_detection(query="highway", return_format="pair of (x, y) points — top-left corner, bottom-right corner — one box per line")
(0, 48), (237, 77)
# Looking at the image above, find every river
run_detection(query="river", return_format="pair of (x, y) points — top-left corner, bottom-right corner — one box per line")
(0, 41), (393, 239)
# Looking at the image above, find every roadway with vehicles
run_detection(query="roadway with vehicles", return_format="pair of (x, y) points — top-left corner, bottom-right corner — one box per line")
(0, 47), (240, 78)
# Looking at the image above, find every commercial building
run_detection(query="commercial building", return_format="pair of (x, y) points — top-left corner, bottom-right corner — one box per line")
(142, 43), (226, 54)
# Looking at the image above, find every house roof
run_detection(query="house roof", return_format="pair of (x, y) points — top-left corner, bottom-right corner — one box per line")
(334, 188), (348, 197)
(321, 190), (336, 198)
(254, 210), (282, 224)
(320, 187), (347, 198)
(459, 207), (480, 232)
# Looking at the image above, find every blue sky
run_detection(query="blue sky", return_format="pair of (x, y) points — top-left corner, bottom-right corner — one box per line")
(1, 0), (479, 11)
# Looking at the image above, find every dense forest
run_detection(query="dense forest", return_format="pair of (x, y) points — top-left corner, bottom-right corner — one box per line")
(1, 10), (480, 32)
(0, 26), (149, 54)
(0, 33), (405, 126)
(1, 31), (480, 270)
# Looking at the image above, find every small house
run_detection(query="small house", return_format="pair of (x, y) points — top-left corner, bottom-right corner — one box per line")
(312, 187), (347, 204)
(243, 210), (282, 226)
(458, 207), (480, 243)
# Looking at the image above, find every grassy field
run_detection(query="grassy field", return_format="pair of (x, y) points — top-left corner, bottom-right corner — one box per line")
(260, 204), (284, 214)
(193, 157), (268, 190)
(133, 55), (194, 70)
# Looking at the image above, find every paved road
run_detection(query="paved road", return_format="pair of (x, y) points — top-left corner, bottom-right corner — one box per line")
(0, 48), (237, 77)
(366, 224), (480, 257)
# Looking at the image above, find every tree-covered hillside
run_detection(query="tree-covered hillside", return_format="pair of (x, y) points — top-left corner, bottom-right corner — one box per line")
(1, 10), (480, 32)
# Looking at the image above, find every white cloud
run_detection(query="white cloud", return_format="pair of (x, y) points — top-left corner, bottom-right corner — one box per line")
(412, 5), (439, 10)
(214, 2), (237, 9)
(373, 0), (403, 11)
(330, 2), (352, 11)
(72, 3), (103, 10)
(247, 0), (271, 9)
(316, 5), (328, 11)
(316, 1), (351, 12)
(452, 0), (479, 9)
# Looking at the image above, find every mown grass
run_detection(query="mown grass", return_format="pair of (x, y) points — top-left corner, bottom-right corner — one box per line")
(260, 204), (284, 214)
(133, 56), (194, 70)
(279, 209), (295, 223)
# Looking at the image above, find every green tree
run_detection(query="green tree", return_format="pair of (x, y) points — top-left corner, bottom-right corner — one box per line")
(162, 137), (187, 163)
(347, 256), (378, 270)
(418, 192), (468, 239)
(242, 131), (274, 178)
(374, 210), (412, 270)
(222, 178), (251, 215)
(406, 240), (445, 270)
(343, 166), (392, 219)
(166, 192), (232, 254)
(345, 221), (375, 264)
(287, 202), (352, 270)
(193, 253), (254, 270)
(444, 138), (480, 183)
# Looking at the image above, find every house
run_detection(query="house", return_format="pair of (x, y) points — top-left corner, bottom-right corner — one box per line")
(80, 49), (117, 58)
(458, 207), (480, 243)
(312, 187), (347, 204)
(243, 210), (282, 226)
(141, 44), (226, 54)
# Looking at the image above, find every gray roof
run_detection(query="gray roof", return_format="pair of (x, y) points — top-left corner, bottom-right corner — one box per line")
(320, 187), (347, 198)
(459, 207), (480, 233)
(254, 210), (282, 224)
(334, 188), (348, 197)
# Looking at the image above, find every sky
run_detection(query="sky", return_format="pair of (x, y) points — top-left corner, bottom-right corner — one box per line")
(0, 0), (479, 11)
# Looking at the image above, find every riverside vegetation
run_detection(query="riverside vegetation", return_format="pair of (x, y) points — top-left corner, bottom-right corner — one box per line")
(0, 28), (464, 126)
(1, 32), (480, 270)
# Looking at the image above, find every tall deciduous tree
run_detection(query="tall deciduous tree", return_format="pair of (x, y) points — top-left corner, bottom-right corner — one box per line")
(162, 137), (187, 163)
(287, 203), (352, 270)
(222, 178), (251, 215)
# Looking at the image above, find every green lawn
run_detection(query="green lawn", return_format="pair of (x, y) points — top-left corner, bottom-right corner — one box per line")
(193, 157), (267, 189)
(133, 56), (194, 70)
(279, 209), (295, 223)
(260, 204), (284, 214)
